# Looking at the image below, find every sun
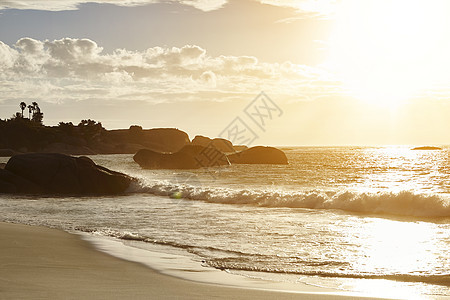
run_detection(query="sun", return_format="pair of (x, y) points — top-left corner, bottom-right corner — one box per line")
(323, 0), (450, 107)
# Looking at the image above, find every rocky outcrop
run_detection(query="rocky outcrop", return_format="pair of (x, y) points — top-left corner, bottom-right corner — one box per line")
(227, 146), (288, 165)
(0, 168), (42, 194)
(192, 135), (249, 153)
(1, 153), (133, 195)
(102, 128), (190, 154)
(134, 145), (230, 169)
(411, 146), (442, 150)
(0, 149), (20, 157)
(41, 143), (96, 155)
(232, 145), (249, 152)
(0, 120), (191, 155)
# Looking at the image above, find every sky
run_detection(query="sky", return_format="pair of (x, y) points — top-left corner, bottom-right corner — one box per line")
(0, 0), (449, 145)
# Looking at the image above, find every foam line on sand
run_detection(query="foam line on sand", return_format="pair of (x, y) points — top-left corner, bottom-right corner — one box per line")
(0, 222), (385, 299)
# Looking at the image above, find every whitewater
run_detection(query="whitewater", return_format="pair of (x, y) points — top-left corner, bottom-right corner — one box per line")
(1, 146), (449, 296)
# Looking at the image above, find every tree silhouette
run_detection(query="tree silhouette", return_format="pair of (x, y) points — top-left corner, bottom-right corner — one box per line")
(27, 105), (34, 119)
(19, 102), (26, 118)
(78, 119), (104, 140)
(32, 102), (39, 113)
(31, 102), (43, 124)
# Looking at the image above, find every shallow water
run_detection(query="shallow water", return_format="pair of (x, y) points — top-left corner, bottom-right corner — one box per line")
(1, 146), (449, 297)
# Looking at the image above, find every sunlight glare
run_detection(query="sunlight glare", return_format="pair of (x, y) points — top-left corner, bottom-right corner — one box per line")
(324, 0), (450, 107)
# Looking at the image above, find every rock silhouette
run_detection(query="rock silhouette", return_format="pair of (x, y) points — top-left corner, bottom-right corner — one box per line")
(227, 146), (288, 165)
(134, 145), (230, 169)
(411, 146), (442, 150)
(1, 153), (133, 195)
(192, 135), (234, 152)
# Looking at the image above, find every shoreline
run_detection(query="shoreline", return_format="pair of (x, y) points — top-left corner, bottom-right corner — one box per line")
(0, 221), (384, 299)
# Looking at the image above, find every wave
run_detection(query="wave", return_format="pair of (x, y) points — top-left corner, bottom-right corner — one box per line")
(80, 227), (450, 287)
(216, 264), (450, 286)
(127, 179), (450, 218)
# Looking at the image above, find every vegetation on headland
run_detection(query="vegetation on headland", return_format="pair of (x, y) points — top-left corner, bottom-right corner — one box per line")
(0, 102), (255, 158)
(0, 102), (189, 155)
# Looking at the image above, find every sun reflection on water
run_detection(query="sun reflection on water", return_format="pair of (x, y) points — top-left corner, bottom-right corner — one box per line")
(355, 219), (436, 274)
(341, 218), (448, 298)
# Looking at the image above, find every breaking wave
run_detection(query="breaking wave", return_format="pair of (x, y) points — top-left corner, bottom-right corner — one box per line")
(127, 180), (450, 218)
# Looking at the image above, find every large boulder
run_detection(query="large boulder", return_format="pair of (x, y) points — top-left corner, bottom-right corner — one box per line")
(134, 145), (230, 169)
(102, 128), (190, 153)
(232, 145), (249, 152)
(227, 146), (288, 165)
(0, 149), (20, 157)
(4, 153), (133, 195)
(192, 135), (234, 153)
(0, 168), (43, 194)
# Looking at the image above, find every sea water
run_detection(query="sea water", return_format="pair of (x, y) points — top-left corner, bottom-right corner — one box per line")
(1, 146), (449, 297)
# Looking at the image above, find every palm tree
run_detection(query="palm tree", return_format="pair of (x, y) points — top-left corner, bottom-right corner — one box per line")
(31, 102), (43, 124)
(32, 102), (40, 113)
(19, 102), (26, 118)
(27, 105), (34, 119)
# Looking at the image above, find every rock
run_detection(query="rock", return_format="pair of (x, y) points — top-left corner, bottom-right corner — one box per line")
(227, 146), (288, 165)
(0, 163), (5, 169)
(0, 168), (43, 194)
(192, 135), (235, 153)
(41, 142), (96, 155)
(103, 128), (190, 153)
(232, 145), (248, 152)
(411, 146), (442, 150)
(0, 149), (20, 157)
(4, 153), (133, 195)
(134, 145), (230, 169)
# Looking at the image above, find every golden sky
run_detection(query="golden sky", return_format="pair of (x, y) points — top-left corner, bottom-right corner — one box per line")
(0, 0), (449, 145)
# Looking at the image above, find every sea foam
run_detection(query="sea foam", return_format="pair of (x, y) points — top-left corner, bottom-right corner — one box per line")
(128, 179), (450, 218)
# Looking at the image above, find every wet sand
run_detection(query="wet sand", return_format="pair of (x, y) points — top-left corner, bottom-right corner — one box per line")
(0, 222), (380, 299)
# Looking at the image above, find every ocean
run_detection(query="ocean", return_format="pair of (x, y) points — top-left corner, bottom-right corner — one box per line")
(1, 146), (449, 297)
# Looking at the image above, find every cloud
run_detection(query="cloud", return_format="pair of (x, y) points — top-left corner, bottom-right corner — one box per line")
(0, 37), (338, 105)
(0, 0), (225, 12)
(0, 41), (17, 69)
(179, 0), (227, 11)
(198, 70), (217, 88)
(0, 0), (336, 15)
(258, 0), (337, 17)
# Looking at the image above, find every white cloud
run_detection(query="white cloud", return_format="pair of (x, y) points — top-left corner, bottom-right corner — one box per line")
(0, 0), (226, 12)
(0, 41), (18, 69)
(198, 70), (217, 87)
(180, 0), (227, 11)
(259, 0), (337, 17)
(0, 37), (338, 105)
(0, 0), (337, 15)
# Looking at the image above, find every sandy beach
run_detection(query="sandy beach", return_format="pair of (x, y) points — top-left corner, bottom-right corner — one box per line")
(0, 222), (383, 300)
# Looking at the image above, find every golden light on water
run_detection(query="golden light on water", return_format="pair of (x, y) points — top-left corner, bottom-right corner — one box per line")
(345, 218), (442, 297)
(324, 0), (450, 107)
(357, 219), (436, 274)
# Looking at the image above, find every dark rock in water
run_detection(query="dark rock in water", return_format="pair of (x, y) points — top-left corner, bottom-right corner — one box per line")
(411, 146), (442, 150)
(103, 128), (190, 154)
(227, 146), (288, 165)
(0, 168), (43, 194)
(0, 149), (20, 157)
(232, 145), (249, 152)
(134, 145), (230, 169)
(192, 135), (235, 153)
(4, 153), (133, 195)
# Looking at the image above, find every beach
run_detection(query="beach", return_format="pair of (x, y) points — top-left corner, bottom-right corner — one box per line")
(1, 148), (449, 298)
(0, 222), (379, 299)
